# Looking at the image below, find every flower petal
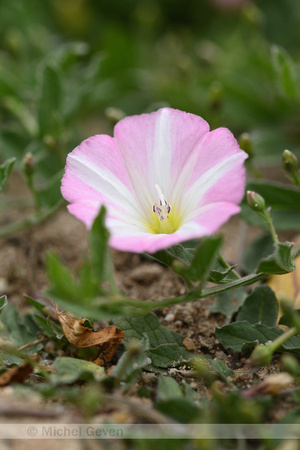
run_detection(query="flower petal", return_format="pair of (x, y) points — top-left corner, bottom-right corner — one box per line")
(61, 109), (247, 254)
(174, 128), (247, 218)
(61, 135), (144, 226)
(67, 203), (98, 228)
(105, 202), (239, 253)
(114, 108), (210, 205)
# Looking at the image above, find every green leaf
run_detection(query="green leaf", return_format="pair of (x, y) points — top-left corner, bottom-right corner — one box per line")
(168, 245), (195, 265)
(271, 45), (298, 100)
(112, 335), (151, 381)
(216, 322), (300, 355)
(180, 236), (223, 285)
(241, 234), (274, 274)
(209, 259), (237, 283)
(24, 295), (45, 312)
(0, 157), (16, 192)
(0, 304), (43, 353)
(257, 242), (295, 275)
(0, 296), (7, 313)
(0, 354), (24, 367)
(89, 206), (111, 284)
(38, 64), (62, 136)
(155, 398), (201, 423)
(37, 171), (63, 208)
(53, 357), (104, 384)
(279, 310), (300, 328)
(33, 314), (63, 340)
(241, 181), (300, 231)
(46, 252), (81, 302)
(152, 238), (223, 286)
(236, 286), (279, 327)
(211, 360), (234, 382)
(156, 376), (184, 401)
(151, 244), (195, 267)
(211, 288), (247, 317)
(114, 312), (194, 368)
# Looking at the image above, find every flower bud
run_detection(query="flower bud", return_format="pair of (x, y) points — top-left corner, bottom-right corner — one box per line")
(243, 373), (294, 398)
(281, 354), (299, 377)
(247, 191), (266, 213)
(43, 135), (57, 149)
(282, 149), (298, 174)
(191, 357), (215, 385)
(105, 107), (126, 124)
(238, 133), (253, 158)
(172, 260), (187, 276)
(22, 152), (35, 177)
(127, 339), (143, 358)
(249, 344), (273, 367)
(209, 81), (224, 111)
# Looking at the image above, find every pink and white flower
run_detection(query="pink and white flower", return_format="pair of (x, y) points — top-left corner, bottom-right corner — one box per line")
(61, 108), (247, 253)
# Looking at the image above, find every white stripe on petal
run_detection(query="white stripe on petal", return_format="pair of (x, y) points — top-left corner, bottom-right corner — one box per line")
(67, 152), (142, 223)
(181, 152), (246, 221)
(150, 108), (172, 196)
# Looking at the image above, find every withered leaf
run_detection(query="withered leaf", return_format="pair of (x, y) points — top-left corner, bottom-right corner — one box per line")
(93, 340), (123, 366)
(56, 307), (125, 349)
(0, 356), (39, 386)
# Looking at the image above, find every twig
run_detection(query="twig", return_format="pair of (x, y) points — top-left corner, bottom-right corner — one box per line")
(0, 405), (63, 418)
(17, 338), (47, 351)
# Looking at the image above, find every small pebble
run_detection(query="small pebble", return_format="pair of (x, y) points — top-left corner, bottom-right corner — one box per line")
(183, 337), (195, 351)
(164, 313), (175, 322)
(183, 315), (193, 325)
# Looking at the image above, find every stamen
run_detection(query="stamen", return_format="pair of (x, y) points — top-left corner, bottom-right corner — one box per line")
(152, 185), (172, 223)
(155, 184), (167, 206)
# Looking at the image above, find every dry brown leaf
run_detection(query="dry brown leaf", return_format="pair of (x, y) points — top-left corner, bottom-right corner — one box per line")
(92, 340), (123, 366)
(0, 355), (39, 386)
(56, 307), (125, 365)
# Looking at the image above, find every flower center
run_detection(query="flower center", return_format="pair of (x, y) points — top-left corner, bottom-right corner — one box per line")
(150, 185), (179, 234)
(152, 184), (172, 222)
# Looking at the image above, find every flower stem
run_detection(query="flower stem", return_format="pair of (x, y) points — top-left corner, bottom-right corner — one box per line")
(268, 327), (298, 353)
(290, 173), (300, 188)
(107, 272), (266, 312)
(250, 326), (299, 367)
(259, 208), (279, 244)
(247, 191), (279, 244)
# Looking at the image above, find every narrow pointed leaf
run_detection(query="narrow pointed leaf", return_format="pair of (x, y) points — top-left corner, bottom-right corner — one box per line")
(0, 157), (16, 192)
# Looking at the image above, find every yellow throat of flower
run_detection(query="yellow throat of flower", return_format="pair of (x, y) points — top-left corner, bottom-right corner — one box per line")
(148, 184), (182, 235)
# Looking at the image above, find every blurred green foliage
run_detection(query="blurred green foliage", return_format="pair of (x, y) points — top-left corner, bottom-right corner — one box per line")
(1, 0), (300, 182)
